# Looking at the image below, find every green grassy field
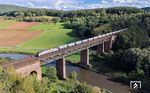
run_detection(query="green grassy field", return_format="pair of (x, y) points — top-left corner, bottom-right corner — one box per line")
(21, 22), (79, 49)
(0, 21), (80, 62)
(66, 53), (80, 63)
(0, 20), (16, 29)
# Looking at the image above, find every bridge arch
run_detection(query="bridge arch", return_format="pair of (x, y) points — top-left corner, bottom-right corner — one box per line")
(30, 71), (37, 76)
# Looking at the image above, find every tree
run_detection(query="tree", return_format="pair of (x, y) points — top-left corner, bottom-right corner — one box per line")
(74, 82), (92, 93)
(68, 71), (77, 80)
(45, 67), (58, 82)
(52, 18), (61, 24)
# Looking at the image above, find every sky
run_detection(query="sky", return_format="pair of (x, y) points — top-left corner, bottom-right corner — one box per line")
(0, 0), (150, 10)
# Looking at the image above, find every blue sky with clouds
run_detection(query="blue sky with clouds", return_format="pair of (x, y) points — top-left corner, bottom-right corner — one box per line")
(0, 0), (149, 10)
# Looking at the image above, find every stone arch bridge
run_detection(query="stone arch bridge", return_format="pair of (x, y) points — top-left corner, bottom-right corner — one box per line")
(0, 28), (127, 80)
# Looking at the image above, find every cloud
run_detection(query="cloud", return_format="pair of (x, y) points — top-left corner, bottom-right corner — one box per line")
(0, 0), (149, 10)
(113, 0), (137, 3)
(26, 2), (34, 7)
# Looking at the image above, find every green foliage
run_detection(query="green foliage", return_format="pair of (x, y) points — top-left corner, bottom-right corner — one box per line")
(113, 16), (150, 51)
(106, 7), (144, 14)
(3, 6), (144, 39)
(66, 54), (80, 63)
(0, 57), (14, 65)
(0, 67), (106, 93)
(68, 71), (77, 80)
(51, 17), (61, 23)
(21, 22), (79, 49)
(101, 89), (112, 93)
(45, 67), (58, 82)
(0, 4), (27, 14)
(0, 20), (16, 29)
(92, 86), (101, 93)
(128, 69), (145, 79)
(74, 82), (92, 93)
(102, 48), (150, 79)
(142, 7), (150, 12)
(92, 24), (112, 36)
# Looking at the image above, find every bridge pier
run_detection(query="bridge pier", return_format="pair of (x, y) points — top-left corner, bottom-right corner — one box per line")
(56, 58), (67, 80)
(104, 41), (111, 52)
(104, 35), (117, 52)
(97, 42), (104, 54)
(80, 49), (89, 65)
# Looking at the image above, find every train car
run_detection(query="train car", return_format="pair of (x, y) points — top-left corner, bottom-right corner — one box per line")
(112, 31), (115, 34)
(88, 38), (93, 41)
(37, 50), (47, 56)
(52, 48), (59, 52)
(59, 44), (67, 50)
(98, 35), (102, 38)
(68, 42), (75, 47)
(76, 41), (82, 45)
(37, 48), (59, 57)
(82, 39), (88, 43)
(93, 36), (98, 40)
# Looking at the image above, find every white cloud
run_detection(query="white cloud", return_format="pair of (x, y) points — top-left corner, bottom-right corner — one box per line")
(26, 2), (34, 7)
(113, 0), (137, 3)
(0, 0), (150, 10)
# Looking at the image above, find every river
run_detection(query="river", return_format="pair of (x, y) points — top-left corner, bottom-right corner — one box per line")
(0, 54), (132, 93)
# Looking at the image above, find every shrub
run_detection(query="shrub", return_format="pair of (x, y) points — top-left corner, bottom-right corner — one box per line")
(45, 67), (58, 82)
(68, 71), (77, 80)
(74, 82), (92, 93)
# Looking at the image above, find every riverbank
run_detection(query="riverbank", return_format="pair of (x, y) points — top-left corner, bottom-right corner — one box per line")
(67, 59), (129, 83)
(0, 57), (14, 65)
(0, 48), (37, 55)
(68, 54), (150, 93)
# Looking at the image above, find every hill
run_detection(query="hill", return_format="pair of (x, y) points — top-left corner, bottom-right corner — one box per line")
(0, 4), (27, 14)
(142, 7), (150, 12)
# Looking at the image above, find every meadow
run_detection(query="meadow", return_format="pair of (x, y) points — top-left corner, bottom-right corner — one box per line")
(21, 22), (79, 48)
(0, 20), (16, 29)
(0, 19), (80, 62)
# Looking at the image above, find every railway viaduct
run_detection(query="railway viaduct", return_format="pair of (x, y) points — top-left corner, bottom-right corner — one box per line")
(0, 29), (127, 80)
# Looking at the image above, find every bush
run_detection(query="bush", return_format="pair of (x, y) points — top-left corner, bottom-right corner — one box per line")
(92, 86), (101, 93)
(68, 71), (77, 80)
(74, 82), (92, 93)
(128, 69), (145, 79)
(45, 67), (58, 82)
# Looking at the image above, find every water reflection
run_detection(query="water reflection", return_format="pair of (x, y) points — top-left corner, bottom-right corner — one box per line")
(0, 53), (29, 60)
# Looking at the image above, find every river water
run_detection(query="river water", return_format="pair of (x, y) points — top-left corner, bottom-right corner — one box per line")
(0, 54), (132, 93)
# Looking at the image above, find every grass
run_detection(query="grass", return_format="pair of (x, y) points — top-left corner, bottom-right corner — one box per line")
(66, 54), (80, 63)
(0, 21), (81, 63)
(21, 22), (79, 49)
(0, 57), (14, 65)
(0, 47), (38, 55)
(0, 20), (16, 29)
(0, 22), (79, 54)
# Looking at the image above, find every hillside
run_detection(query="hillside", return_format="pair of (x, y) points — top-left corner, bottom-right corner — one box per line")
(142, 7), (150, 12)
(0, 4), (27, 14)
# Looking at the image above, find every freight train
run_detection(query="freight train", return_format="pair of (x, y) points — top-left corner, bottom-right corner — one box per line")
(36, 29), (126, 57)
